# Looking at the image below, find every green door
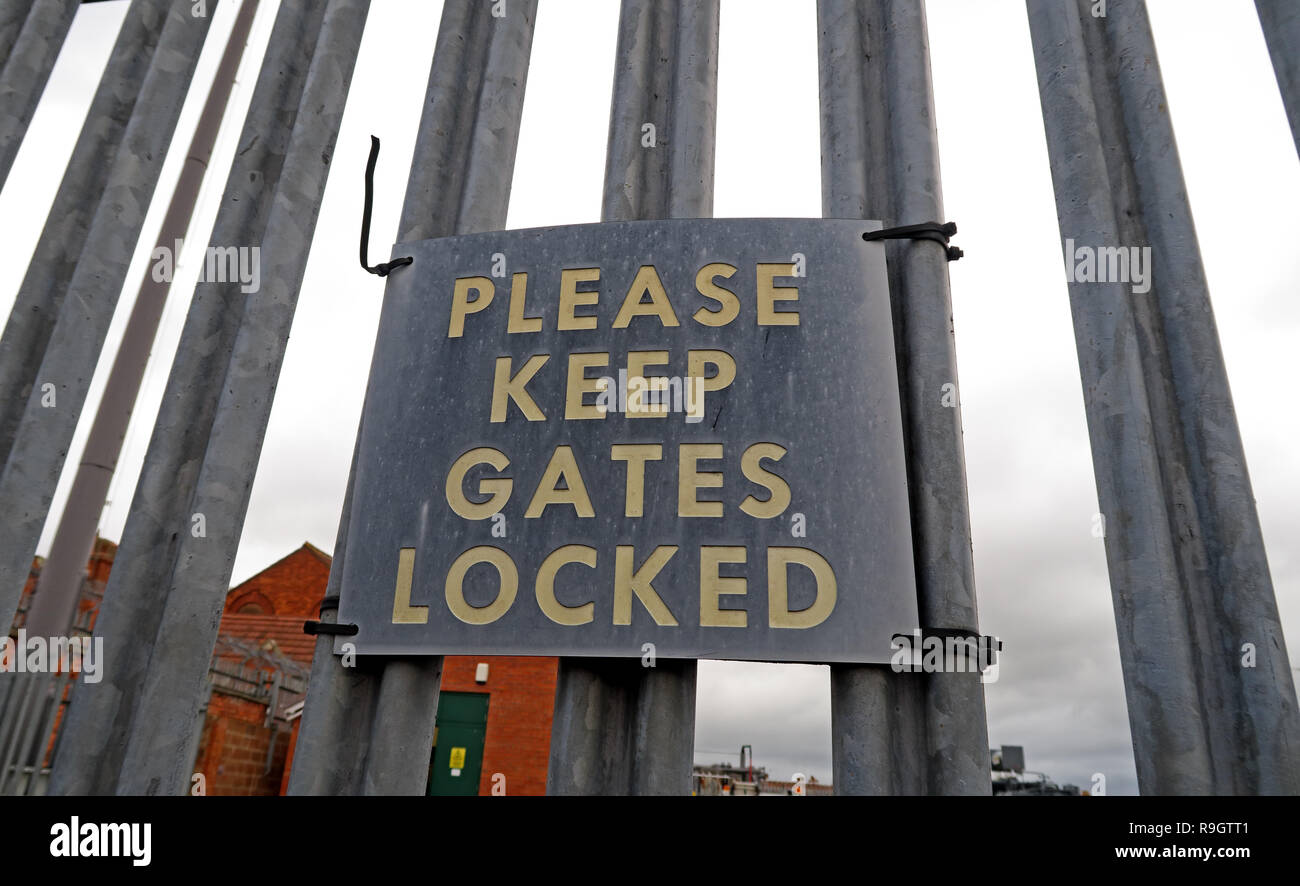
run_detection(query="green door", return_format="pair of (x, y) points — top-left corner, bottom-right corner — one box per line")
(428, 692), (489, 796)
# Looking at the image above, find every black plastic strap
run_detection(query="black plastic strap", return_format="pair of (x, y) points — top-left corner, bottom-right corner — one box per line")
(360, 135), (413, 277)
(303, 620), (358, 637)
(893, 626), (1001, 665)
(863, 221), (963, 261)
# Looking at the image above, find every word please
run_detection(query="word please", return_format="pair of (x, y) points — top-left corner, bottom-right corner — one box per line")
(449, 262), (801, 337)
(391, 544), (837, 629)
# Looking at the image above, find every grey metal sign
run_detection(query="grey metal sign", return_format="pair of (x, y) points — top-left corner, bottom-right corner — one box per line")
(335, 218), (917, 663)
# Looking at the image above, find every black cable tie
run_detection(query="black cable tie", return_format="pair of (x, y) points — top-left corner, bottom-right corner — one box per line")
(892, 626), (1001, 665)
(863, 220), (963, 261)
(360, 135), (413, 277)
(303, 620), (359, 637)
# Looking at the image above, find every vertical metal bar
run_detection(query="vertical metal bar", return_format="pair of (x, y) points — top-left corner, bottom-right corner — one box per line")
(23, 670), (67, 795)
(0, 671), (13, 728)
(360, 659), (444, 795)
(1255, 0), (1300, 156)
(0, 2), (37, 65)
(20, 0), (260, 643)
(360, 0), (538, 796)
(113, 0), (372, 797)
(0, 670), (21, 753)
(818, 0), (989, 795)
(0, 0), (171, 477)
(290, 0), (539, 796)
(548, 0), (717, 797)
(49, 0), (331, 797)
(1027, 0), (1300, 794)
(0, 675), (39, 793)
(0, 0), (79, 189)
(285, 593), (380, 795)
(0, 0), (217, 634)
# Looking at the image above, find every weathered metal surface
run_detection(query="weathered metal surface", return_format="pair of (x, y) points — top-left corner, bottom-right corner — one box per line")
(1028, 0), (1300, 793)
(50, 0), (331, 797)
(336, 217), (917, 665)
(820, 0), (990, 795)
(1256, 0), (1300, 155)
(114, 0), (372, 796)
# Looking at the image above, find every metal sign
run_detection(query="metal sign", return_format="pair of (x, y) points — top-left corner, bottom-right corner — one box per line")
(336, 218), (917, 663)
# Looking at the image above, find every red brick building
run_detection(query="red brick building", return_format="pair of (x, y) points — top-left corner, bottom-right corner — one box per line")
(11, 540), (558, 796)
(436, 656), (557, 796)
(191, 543), (327, 796)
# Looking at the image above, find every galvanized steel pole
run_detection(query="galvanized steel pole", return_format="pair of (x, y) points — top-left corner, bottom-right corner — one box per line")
(547, 0), (717, 797)
(358, 0), (540, 795)
(0, 0), (170, 477)
(0, 2), (36, 63)
(49, 0), (330, 796)
(20, 0), (260, 643)
(818, 0), (990, 795)
(114, 0), (372, 797)
(290, 0), (539, 796)
(1255, 0), (1300, 156)
(0, 0), (78, 189)
(0, 0), (216, 637)
(1, 4), (260, 796)
(1027, 0), (1300, 794)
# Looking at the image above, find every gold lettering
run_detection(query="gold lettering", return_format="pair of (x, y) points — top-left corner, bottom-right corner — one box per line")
(526, 445), (595, 518)
(687, 350), (736, 398)
(507, 272), (542, 333)
(490, 354), (549, 423)
(678, 443), (724, 517)
(768, 547), (836, 628)
(739, 443), (790, 518)
(449, 276), (494, 338)
(613, 545), (678, 626)
(536, 545), (597, 625)
(445, 447), (512, 519)
(700, 546), (747, 627)
(693, 262), (739, 327)
(558, 267), (601, 331)
(756, 263), (800, 326)
(610, 444), (662, 517)
(565, 352), (610, 420)
(613, 265), (680, 328)
(390, 547), (426, 624)
(627, 350), (669, 418)
(445, 546), (518, 625)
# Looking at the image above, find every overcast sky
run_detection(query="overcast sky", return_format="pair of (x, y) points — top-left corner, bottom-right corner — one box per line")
(1, 0), (1296, 795)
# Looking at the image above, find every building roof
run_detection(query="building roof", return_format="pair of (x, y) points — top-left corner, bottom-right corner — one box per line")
(215, 613), (317, 668)
(227, 541), (331, 596)
(223, 541), (333, 620)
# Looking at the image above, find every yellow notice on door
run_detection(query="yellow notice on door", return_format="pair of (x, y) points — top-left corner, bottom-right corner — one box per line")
(449, 747), (466, 769)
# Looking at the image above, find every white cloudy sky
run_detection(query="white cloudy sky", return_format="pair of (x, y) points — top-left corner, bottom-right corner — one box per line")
(1, 0), (1296, 795)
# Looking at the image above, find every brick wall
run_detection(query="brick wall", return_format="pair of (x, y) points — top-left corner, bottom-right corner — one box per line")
(11, 539), (560, 796)
(224, 543), (331, 618)
(441, 656), (557, 796)
(193, 691), (292, 796)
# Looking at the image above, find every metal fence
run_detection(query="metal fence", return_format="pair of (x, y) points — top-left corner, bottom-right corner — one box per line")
(0, 0), (1297, 795)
